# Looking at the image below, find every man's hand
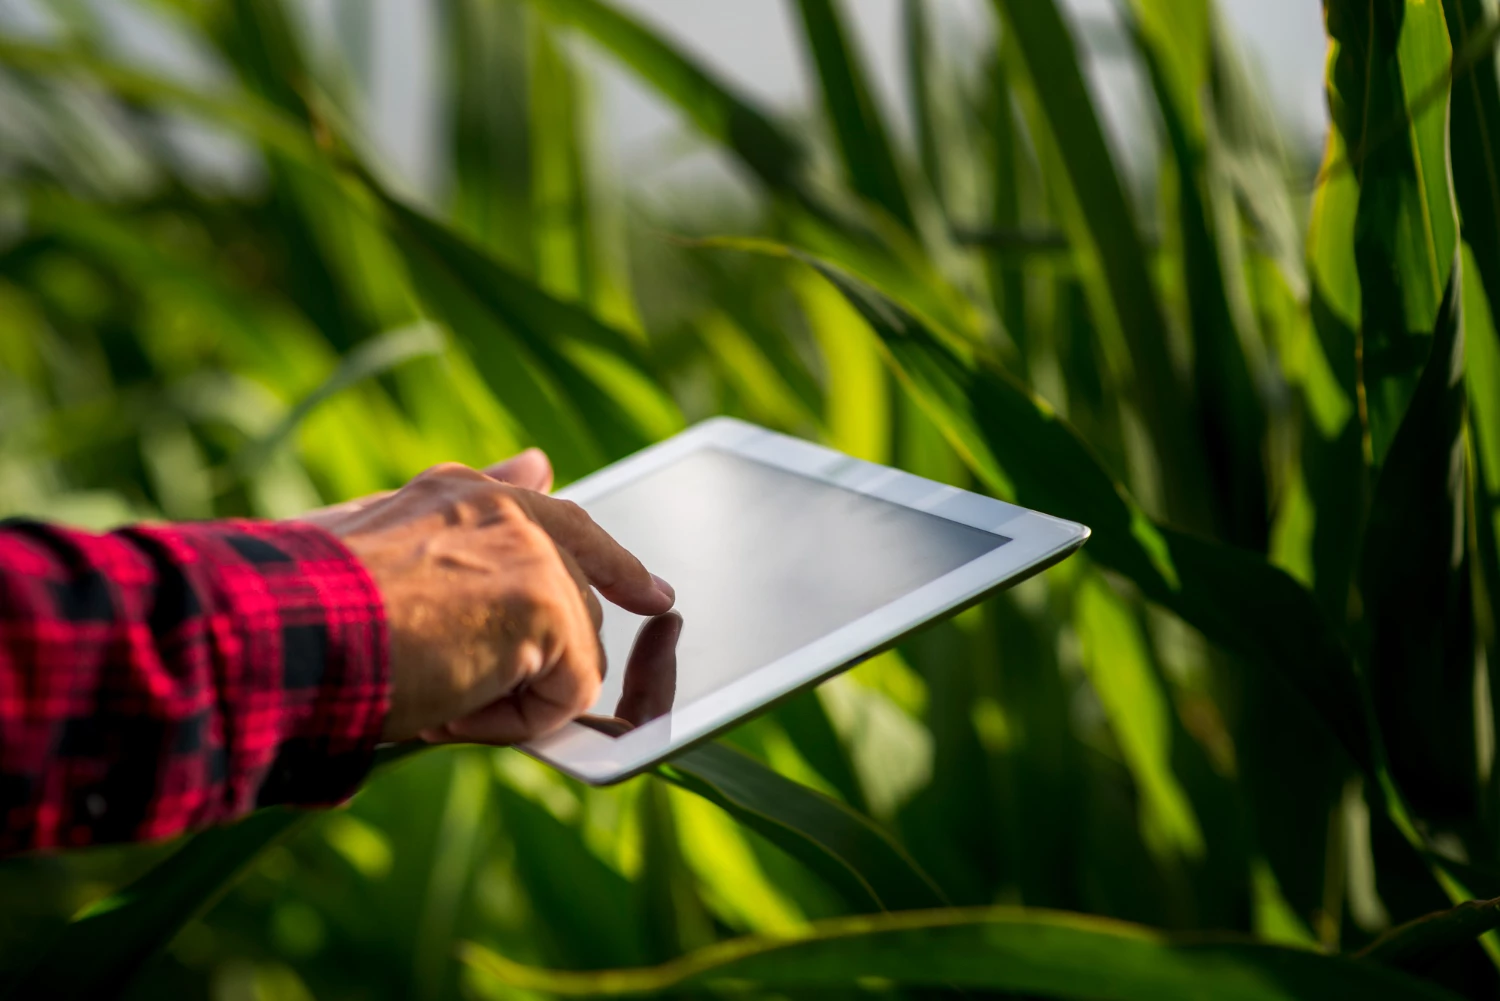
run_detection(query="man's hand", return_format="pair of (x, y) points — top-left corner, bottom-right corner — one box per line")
(301, 451), (674, 745)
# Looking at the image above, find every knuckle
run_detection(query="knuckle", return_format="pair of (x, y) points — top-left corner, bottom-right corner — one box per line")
(416, 461), (477, 482)
(485, 489), (530, 523)
(553, 498), (586, 519)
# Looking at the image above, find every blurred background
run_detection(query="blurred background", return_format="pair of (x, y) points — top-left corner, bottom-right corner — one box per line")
(4, 0), (1500, 998)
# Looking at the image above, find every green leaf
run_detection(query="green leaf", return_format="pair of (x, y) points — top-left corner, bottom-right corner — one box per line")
(461, 906), (1464, 999)
(234, 322), (446, 477)
(0, 37), (319, 169)
(1130, 0), (1269, 551)
(903, 0), (943, 217)
(527, 0), (980, 342)
(1075, 574), (1204, 861)
(527, 0), (810, 205)
(1358, 262), (1473, 822)
(1465, 241), (1500, 798)
(368, 184), (682, 476)
(793, 0), (914, 229)
(449, 0), (537, 272)
(0, 744), (427, 1000)
(490, 779), (646, 968)
(1360, 896), (1500, 972)
(636, 782), (714, 962)
(662, 742), (947, 913)
(990, 0), (1211, 529)
(1325, 0), (1460, 461)
(770, 691), (870, 815)
(0, 810), (308, 1000)
(1445, 0), (1500, 345)
(702, 238), (1374, 776)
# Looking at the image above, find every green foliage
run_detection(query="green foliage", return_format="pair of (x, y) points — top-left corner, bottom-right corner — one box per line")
(463, 907), (1463, 999)
(3, 0), (1500, 998)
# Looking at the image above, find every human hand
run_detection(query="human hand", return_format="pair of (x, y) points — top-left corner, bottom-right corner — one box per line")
(301, 451), (674, 744)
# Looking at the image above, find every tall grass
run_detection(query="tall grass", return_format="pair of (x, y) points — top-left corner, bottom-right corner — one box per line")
(1, 0), (1499, 998)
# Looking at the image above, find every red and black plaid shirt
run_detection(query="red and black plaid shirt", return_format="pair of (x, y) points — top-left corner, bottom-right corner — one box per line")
(0, 518), (389, 854)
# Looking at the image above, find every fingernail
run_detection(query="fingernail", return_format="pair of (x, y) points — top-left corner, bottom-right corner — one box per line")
(651, 573), (675, 602)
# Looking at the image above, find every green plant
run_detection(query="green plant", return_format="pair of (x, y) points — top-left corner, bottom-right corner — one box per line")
(1, 0), (1500, 997)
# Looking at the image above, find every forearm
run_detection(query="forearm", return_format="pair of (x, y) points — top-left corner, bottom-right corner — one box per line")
(0, 519), (389, 853)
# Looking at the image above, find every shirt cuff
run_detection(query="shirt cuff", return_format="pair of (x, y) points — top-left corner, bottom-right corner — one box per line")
(126, 519), (390, 816)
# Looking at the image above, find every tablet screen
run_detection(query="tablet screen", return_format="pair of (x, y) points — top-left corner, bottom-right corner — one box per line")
(581, 448), (1010, 732)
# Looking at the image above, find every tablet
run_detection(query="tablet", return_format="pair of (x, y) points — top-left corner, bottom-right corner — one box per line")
(523, 417), (1089, 784)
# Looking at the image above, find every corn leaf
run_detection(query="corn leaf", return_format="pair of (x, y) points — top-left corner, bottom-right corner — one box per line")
(461, 906), (1464, 999)
(490, 781), (647, 968)
(0, 37), (319, 167)
(662, 742), (947, 913)
(990, 0), (1211, 529)
(526, 0), (810, 204)
(1, 745), (427, 1001)
(1361, 895), (1500, 972)
(1446, 0), (1500, 345)
(1075, 574), (1204, 862)
(703, 238), (1373, 776)
(1324, 0), (1460, 461)
(793, 0), (914, 230)
(1131, 1), (1269, 552)
(0, 810), (307, 1001)
(369, 185), (682, 476)
(234, 323), (446, 476)
(526, 0), (979, 343)
(449, 0), (537, 271)
(1359, 263), (1474, 822)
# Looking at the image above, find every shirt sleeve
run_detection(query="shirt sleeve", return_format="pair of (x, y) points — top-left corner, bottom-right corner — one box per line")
(0, 518), (390, 853)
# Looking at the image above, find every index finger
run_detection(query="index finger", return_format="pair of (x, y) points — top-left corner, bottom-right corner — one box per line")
(515, 493), (675, 617)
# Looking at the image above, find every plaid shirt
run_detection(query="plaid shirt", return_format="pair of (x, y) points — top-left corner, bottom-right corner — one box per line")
(0, 518), (389, 854)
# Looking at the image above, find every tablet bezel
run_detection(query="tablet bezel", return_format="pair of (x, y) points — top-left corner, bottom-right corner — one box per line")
(522, 417), (1089, 784)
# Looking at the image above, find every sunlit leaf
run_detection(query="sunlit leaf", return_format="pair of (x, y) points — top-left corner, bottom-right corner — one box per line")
(1445, 0), (1500, 323)
(991, 0), (1211, 528)
(1131, 0), (1269, 551)
(703, 238), (1374, 776)
(1075, 574), (1204, 861)
(368, 184), (683, 476)
(662, 742), (947, 913)
(1324, 0), (1460, 461)
(462, 906), (1463, 999)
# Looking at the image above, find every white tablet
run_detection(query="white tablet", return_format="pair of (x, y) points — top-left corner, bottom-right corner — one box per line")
(523, 417), (1089, 784)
